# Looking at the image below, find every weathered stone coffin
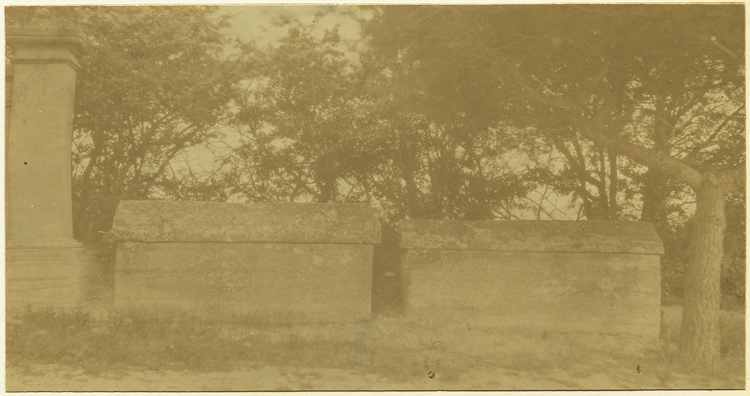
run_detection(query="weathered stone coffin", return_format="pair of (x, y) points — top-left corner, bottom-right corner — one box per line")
(397, 220), (663, 343)
(110, 201), (381, 324)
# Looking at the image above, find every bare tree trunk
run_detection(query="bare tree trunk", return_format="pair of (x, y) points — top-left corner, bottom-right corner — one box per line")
(578, 185), (595, 220)
(679, 177), (725, 372)
(641, 169), (668, 228)
(597, 148), (609, 218)
(318, 174), (336, 203)
(608, 150), (617, 219)
(403, 172), (424, 219)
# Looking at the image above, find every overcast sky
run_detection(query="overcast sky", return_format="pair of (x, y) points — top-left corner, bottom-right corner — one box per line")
(218, 5), (367, 47)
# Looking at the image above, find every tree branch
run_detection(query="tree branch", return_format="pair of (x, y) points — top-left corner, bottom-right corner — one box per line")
(578, 122), (704, 188)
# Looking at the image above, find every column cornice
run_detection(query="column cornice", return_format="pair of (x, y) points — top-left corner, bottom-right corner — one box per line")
(6, 26), (87, 71)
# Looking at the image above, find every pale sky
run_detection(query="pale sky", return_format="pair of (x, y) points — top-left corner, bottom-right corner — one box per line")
(174, 5), (370, 194)
(218, 5), (367, 47)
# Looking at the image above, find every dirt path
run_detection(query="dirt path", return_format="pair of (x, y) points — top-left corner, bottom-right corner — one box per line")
(7, 357), (743, 391)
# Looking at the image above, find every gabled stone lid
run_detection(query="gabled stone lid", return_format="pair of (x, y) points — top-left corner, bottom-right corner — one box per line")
(110, 201), (381, 244)
(397, 220), (664, 254)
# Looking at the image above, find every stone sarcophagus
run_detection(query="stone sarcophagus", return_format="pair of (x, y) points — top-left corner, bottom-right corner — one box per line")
(110, 201), (380, 324)
(397, 220), (663, 352)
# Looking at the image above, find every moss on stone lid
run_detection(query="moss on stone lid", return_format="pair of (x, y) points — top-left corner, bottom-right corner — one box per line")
(110, 200), (381, 244)
(397, 220), (664, 254)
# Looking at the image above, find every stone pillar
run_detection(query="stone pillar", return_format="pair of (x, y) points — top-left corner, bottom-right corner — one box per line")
(5, 26), (92, 310)
(6, 27), (84, 247)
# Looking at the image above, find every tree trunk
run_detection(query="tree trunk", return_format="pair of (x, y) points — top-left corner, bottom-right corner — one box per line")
(318, 175), (336, 203)
(402, 165), (424, 219)
(578, 184), (595, 220)
(641, 169), (668, 228)
(608, 150), (618, 219)
(678, 177), (725, 372)
(597, 148), (609, 218)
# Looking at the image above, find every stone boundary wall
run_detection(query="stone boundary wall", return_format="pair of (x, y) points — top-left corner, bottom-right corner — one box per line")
(397, 220), (663, 353)
(111, 201), (381, 325)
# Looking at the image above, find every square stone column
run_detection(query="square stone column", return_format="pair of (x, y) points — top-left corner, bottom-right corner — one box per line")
(6, 26), (94, 310)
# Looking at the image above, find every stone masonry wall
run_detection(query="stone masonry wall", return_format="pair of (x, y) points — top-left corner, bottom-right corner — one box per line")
(111, 201), (381, 325)
(397, 220), (664, 354)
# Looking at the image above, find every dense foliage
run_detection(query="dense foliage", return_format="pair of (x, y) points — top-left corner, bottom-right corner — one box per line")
(8, 6), (248, 241)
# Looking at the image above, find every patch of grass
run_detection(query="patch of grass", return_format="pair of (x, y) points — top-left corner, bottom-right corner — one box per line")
(6, 307), (366, 375)
(7, 305), (745, 390)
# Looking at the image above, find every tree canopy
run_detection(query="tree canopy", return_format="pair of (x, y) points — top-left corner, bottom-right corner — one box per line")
(226, 19), (540, 222)
(7, 6), (249, 241)
(363, 4), (745, 371)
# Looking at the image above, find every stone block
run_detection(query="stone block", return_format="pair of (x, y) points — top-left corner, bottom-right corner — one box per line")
(6, 246), (97, 313)
(397, 220), (663, 351)
(401, 250), (661, 338)
(115, 242), (373, 324)
(111, 201), (381, 324)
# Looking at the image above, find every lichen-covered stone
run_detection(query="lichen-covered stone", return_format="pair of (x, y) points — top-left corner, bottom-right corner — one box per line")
(397, 220), (664, 254)
(115, 242), (373, 324)
(397, 219), (664, 354)
(110, 201), (381, 244)
(6, 247), (96, 311)
(401, 250), (661, 339)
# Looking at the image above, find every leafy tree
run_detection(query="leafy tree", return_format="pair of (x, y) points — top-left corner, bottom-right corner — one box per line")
(363, 5), (744, 372)
(6, 6), (247, 241)
(227, 22), (538, 222)
(226, 25), (383, 204)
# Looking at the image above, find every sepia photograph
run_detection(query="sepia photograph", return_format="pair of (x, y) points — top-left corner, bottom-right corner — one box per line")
(4, 3), (746, 391)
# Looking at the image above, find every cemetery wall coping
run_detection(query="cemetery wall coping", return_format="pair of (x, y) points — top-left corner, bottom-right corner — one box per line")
(110, 200), (381, 244)
(397, 220), (664, 254)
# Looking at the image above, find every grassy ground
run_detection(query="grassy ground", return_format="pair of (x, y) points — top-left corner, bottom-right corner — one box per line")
(5, 305), (745, 391)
